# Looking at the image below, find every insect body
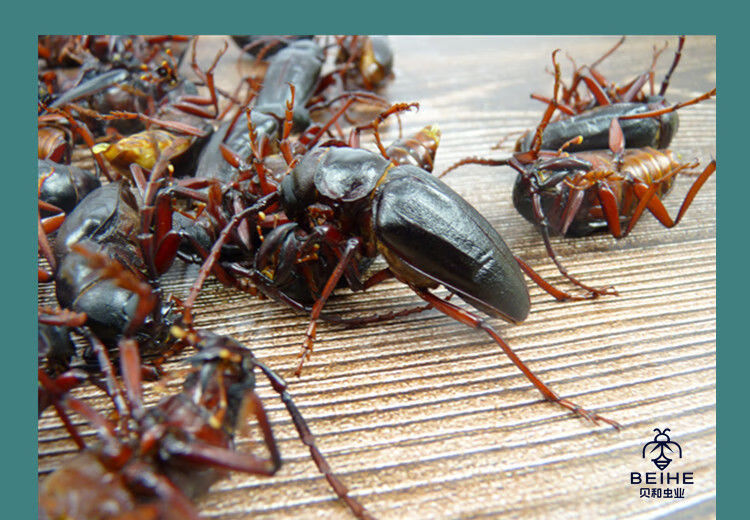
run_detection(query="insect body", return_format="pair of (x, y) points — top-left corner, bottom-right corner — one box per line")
(38, 159), (101, 217)
(511, 146), (714, 238)
(39, 330), (374, 520)
(275, 142), (617, 426)
(447, 50), (716, 297)
(516, 36), (715, 153)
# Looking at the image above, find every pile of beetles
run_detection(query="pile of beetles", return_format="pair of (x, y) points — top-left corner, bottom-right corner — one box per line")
(37, 35), (716, 519)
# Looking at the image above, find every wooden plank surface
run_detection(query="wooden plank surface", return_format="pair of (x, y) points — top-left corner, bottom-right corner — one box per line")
(38, 36), (716, 519)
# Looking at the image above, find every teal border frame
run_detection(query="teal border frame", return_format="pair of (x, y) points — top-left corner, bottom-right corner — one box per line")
(17, 2), (730, 517)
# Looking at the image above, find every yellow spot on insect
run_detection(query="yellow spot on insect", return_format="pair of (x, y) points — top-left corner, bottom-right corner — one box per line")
(209, 415), (221, 429)
(92, 143), (110, 155)
(425, 124), (441, 145)
(258, 211), (267, 220)
(170, 325), (187, 339)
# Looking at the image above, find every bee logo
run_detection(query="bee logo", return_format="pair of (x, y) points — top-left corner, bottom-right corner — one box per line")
(642, 428), (682, 470)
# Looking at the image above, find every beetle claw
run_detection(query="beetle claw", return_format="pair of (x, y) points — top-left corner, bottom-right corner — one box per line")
(556, 398), (620, 430)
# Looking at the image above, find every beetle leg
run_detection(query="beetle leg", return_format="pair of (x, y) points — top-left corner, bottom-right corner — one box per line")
(152, 202), (181, 276)
(279, 83), (297, 167)
(530, 93), (576, 116)
(254, 359), (377, 520)
(88, 334), (133, 430)
(514, 255), (618, 301)
(120, 462), (201, 520)
(568, 36), (625, 98)
(38, 217), (58, 276)
(43, 105), (116, 181)
(622, 179), (664, 238)
(352, 102), (419, 160)
(71, 244), (158, 337)
(295, 237), (361, 377)
(579, 69), (612, 106)
(164, 419), (280, 476)
(595, 181), (623, 238)
(531, 192), (618, 298)
(38, 369), (89, 448)
(119, 339), (146, 421)
(438, 157), (508, 179)
(183, 192), (279, 323)
(38, 307), (87, 328)
(659, 35), (686, 97)
(530, 50), (564, 153)
(243, 109), (275, 196)
(628, 160), (715, 232)
(618, 87), (716, 121)
(410, 287), (620, 429)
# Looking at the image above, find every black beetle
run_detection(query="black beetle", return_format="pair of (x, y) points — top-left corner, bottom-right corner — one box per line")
(52, 179), (179, 364)
(515, 100), (681, 152)
(516, 36), (715, 153)
(53, 182), (140, 261)
(276, 144), (618, 427)
(38, 159), (101, 217)
(231, 35), (314, 58)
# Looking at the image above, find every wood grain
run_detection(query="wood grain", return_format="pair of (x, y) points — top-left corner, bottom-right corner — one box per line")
(38, 36), (716, 519)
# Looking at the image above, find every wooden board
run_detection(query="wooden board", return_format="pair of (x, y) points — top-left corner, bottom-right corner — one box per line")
(38, 35), (716, 519)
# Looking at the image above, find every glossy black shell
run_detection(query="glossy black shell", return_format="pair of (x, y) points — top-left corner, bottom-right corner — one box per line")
(38, 159), (101, 216)
(511, 158), (614, 237)
(281, 147), (391, 222)
(281, 147), (531, 324)
(53, 182), (140, 262)
(374, 165), (530, 323)
(252, 39), (323, 129)
(517, 101), (679, 152)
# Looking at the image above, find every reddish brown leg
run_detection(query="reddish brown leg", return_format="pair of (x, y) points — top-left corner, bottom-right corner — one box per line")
(350, 102), (419, 159)
(295, 237), (361, 376)
(43, 105), (116, 181)
(38, 218), (58, 276)
(38, 307), (87, 327)
(254, 359), (376, 520)
(438, 157), (509, 179)
(119, 339), (146, 420)
(88, 334), (132, 431)
(580, 70), (612, 106)
(411, 287), (620, 429)
(302, 91), (391, 152)
(530, 50), (564, 154)
(279, 84), (298, 167)
(618, 87), (716, 121)
(38, 369), (89, 447)
(628, 160), (716, 231)
(183, 192), (278, 324)
(102, 111), (209, 137)
(121, 462), (201, 520)
(514, 255), (618, 301)
(566, 36), (626, 100)
(530, 192), (618, 298)
(659, 35), (686, 97)
(530, 93), (576, 116)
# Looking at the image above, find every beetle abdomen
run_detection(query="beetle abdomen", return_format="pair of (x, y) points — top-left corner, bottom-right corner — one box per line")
(374, 166), (530, 323)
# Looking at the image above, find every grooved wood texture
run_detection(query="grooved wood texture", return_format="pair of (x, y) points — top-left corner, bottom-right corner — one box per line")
(38, 36), (716, 519)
